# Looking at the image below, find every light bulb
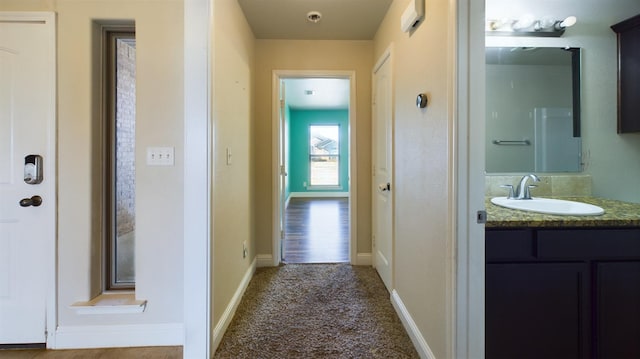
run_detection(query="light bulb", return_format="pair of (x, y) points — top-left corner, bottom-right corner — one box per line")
(560, 16), (577, 28)
(511, 14), (535, 31)
(535, 16), (556, 30)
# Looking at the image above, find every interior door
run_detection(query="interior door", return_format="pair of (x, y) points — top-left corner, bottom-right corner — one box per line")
(372, 50), (393, 292)
(0, 13), (56, 344)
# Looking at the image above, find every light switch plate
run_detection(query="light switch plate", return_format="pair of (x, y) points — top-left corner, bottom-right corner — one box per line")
(147, 147), (175, 166)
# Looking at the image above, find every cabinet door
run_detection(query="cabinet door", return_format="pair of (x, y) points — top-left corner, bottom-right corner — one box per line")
(595, 261), (640, 358)
(612, 14), (640, 133)
(486, 263), (589, 359)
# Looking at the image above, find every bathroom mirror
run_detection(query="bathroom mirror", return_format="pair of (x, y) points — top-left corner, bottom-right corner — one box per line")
(486, 47), (582, 173)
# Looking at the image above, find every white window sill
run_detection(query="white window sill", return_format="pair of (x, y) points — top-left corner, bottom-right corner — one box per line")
(70, 292), (147, 315)
(307, 186), (342, 190)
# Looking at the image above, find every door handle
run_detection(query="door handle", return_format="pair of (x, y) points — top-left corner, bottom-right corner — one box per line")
(19, 195), (43, 207)
(378, 183), (391, 192)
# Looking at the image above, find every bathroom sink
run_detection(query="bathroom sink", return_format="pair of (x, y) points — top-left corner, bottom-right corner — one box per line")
(491, 197), (605, 216)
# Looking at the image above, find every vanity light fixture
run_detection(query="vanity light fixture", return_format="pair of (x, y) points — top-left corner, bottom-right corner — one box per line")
(487, 15), (577, 37)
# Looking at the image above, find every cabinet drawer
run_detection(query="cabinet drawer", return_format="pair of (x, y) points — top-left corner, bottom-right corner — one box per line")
(486, 229), (535, 261)
(538, 229), (640, 259)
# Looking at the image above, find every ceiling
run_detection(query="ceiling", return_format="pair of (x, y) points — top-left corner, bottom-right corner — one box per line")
(237, 0), (393, 40)
(284, 78), (350, 110)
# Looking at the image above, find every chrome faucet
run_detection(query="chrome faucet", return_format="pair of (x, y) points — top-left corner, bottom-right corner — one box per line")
(515, 173), (540, 200)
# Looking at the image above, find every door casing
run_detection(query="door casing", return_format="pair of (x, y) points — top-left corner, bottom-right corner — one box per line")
(271, 70), (357, 265)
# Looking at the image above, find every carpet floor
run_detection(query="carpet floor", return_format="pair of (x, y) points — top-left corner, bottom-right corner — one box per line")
(214, 264), (420, 358)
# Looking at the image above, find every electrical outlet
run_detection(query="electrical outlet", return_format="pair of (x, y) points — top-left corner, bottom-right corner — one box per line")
(303, 181), (307, 188)
(242, 240), (248, 258)
(147, 147), (175, 166)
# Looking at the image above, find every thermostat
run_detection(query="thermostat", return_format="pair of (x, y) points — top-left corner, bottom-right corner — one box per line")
(416, 93), (428, 108)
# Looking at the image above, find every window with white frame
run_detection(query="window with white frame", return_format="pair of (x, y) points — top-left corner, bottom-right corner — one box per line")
(309, 125), (340, 187)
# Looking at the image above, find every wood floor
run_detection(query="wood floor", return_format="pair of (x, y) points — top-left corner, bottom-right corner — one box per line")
(0, 346), (182, 358)
(283, 197), (349, 263)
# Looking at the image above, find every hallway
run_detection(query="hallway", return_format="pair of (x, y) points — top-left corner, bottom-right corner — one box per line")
(283, 197), (349, 263)
(214, 263), (419, 358)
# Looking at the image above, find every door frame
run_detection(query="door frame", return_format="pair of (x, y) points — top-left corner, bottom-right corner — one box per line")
(454, 0), (486, 356)
(0, 11), (57, 347)
(271, 70), (357, 265)
(183, 0), (212, 357)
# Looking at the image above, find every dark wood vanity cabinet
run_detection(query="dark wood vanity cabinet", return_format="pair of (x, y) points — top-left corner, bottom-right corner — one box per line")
(612, 14), (640, 133)
(486, 228), (640, 359)
(595, 261), (640, 358)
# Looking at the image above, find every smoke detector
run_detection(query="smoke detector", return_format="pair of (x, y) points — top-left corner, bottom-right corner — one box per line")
(307, 11), (322, 23)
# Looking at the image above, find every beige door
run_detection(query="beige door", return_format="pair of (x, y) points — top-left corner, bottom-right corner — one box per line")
(0, 13), (56, 344)
(372, 49), (393, 292)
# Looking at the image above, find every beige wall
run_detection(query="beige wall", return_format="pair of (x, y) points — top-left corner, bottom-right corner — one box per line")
(212, 0), (255, 327)
(5, 0), (185, 329)
(374, 0), (455, 357)
(0, 0), (55, 11)
(254, 39), (374, 257)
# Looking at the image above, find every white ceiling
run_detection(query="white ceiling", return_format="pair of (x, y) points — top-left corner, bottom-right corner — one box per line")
(284, 78), (350, 110)
(237, 0), (393, 40)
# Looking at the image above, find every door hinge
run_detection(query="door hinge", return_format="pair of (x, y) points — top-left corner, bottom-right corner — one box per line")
(280, 165), (287, 176)
(280, 230), (284, 239)
(476, 210), (487, 224)
(280, 99), (285, 109)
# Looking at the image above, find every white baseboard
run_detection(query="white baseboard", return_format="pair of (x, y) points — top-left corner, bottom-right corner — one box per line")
(355, 252), (372, 266)
(256, 254), (275, 267)
(212, 257), (257, 352)
(391, 290), (436, 359)
(289, 192), (348, 198)
(52, 323), (183, 349)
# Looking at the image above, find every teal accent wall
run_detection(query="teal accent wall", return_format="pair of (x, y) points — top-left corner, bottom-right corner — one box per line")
(288, 109), (349, 193)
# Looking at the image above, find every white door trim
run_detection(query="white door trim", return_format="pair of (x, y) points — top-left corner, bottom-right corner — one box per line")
(0, 11), (57, 347)
(454, 0), (486, 357)
(183, 0), (212, 357)
(373, 45), (392, 74)
(271, 70), (357, 265)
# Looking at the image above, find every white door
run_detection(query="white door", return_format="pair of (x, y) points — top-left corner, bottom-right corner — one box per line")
(0, 13), (56, 345)
(372, 49), (393, 292)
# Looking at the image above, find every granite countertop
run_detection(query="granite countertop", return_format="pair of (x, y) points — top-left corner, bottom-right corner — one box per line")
(486, 196), (640, 228)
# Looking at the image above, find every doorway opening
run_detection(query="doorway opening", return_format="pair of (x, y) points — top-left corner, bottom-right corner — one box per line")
(272, 72), (357, 265)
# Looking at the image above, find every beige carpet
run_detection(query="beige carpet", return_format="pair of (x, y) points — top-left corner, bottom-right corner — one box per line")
(214, 264), (420, 358)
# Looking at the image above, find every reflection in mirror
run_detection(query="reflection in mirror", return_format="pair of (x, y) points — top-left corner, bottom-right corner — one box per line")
(486, 47), (582, 173)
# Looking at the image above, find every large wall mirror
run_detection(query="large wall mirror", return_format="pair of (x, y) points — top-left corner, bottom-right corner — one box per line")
(486, 47), (582, 173)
